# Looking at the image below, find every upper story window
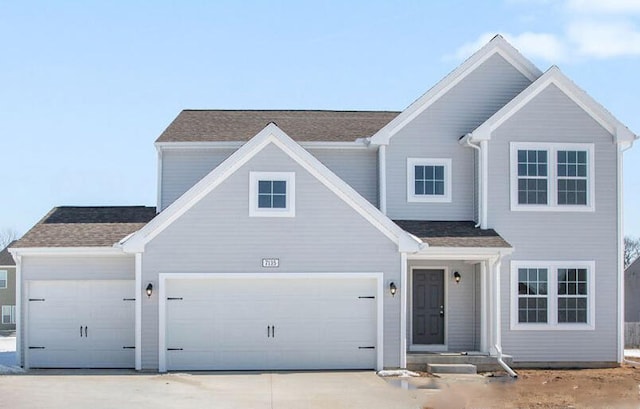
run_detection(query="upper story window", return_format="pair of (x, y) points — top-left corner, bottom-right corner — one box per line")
(407, 158), (452, 203)
(249, 172), (295, 217)
(0, 271), (6, 289)
(511, 260), (595, 331)
(510, 143), (594, 211)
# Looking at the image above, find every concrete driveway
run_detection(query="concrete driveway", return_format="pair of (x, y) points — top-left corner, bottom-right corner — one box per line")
(0, 370), (434, 409)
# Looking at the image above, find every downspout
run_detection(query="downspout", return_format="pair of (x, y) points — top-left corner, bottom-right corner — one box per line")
(462, 134), (482, 228)
(378, 145), (387, 214)
(492, 255), (517, 378)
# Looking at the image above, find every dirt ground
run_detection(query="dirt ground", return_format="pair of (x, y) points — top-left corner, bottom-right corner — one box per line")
(422, 364), (640, 409)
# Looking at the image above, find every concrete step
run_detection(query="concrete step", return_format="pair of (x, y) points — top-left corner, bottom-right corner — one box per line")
(427, 363), (477, 375)
(407, 353), (513, 372)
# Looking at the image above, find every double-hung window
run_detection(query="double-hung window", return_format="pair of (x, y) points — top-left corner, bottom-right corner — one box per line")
(407, 158), (452, 203)
(1, 305), (15, 325)
(511, 261), (595, 330)
(0, 270), (6, 289)
(510, 143), (594, 211)
(249, 172), (295, 217)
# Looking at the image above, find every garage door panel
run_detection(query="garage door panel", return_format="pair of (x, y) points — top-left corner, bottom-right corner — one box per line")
(165, 276), (378, 371)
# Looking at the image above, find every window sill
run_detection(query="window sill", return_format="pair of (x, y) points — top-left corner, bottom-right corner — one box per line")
(510, 204), (595, 212)
(408, 195), (452, 203)
(510, 323), (595, 331)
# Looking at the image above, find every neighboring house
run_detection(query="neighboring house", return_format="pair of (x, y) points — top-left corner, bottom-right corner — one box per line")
(9, 35), (638, 371)
(0, 241), (17, 331)
(625, 257), (640, 322)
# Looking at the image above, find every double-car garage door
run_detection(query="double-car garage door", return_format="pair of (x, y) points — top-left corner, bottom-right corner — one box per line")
(163, 276), (379, 371)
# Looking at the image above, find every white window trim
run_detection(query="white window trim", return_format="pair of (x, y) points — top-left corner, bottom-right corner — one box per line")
(0, 270), (6, 289)
(1, 305), (15, 325)
(510, 260), (595, 331)
(406, 158), (452, 203)
(510, 142), (595, 212)
(249, 171), (295, 218)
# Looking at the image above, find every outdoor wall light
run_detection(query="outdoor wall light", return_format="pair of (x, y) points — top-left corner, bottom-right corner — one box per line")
(146, 283), (153, 297)
(453, 271), (461, 284)
(389, 282), (397, 297)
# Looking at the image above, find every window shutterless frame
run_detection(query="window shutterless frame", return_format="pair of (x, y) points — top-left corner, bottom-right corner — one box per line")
(509, 143), (595, 212)
(0, 270), (7, 289)
(510, 260), (595, 331)
(406, 158), (452, 203)
(249, 172), (295, 217)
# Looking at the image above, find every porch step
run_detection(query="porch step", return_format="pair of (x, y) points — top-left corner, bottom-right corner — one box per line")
(427, 363), (477, 375)
(407, 353), (513, 372)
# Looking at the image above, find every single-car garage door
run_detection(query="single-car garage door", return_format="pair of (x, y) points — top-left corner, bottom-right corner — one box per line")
(163, 275), (379, 371)
(27, 280), (135, 368)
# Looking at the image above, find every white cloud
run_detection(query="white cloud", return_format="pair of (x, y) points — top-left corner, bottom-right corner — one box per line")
(566, 0), (640, 14)
(567, 20), (640, 58)
(447, 32), (567, 63)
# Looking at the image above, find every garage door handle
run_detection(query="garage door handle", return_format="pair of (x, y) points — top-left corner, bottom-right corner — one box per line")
(272, 326), (275, 338)
(80, 326), (83, 337)
(85, 326), (88, 338)
(267, 326), (270, 338)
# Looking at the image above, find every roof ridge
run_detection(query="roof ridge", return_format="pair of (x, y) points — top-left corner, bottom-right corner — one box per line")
(180, 109), (402, 113)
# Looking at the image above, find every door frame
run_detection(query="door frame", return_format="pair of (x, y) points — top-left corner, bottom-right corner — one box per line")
(158, 272), (384, 372)
(408, 266), (448, 352)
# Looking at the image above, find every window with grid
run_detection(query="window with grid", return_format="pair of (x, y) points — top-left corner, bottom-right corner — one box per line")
(517, 268), (548, 323)
(414, 165), (445, 196)
(517, 150), (548, 205)
(0, 270), (6, 289)
(258, 180), (287, 209)
(557, 268), (588, 323)
(557, 150), (588, 205)
(1, 305), (14, 324)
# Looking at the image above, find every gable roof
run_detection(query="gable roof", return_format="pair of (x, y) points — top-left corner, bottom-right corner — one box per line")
(0, 241), (17, 266)
(124, 123), (422, 253)
(394, 220), (511, 248)
(369, 35), (543, 145)
(156, 110), (400, 143)
(469, 66), (638, 145)
(13, 206), (156, 248)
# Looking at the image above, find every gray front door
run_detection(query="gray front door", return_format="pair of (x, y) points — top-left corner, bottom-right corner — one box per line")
(412, 269), (444, 345)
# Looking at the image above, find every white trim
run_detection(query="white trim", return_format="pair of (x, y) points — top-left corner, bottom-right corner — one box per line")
(379, 145), (387, 214)
(155, 140), (371, 150)
(410, 247), (512, 260)
(406, 158), (452, 203)
(0, 270), (7, 289)
(156, 149), (163, 212)
(370, 35), (542, 145)
(480, 261), (488, 353)
(249, 171), (295, 218)
(509, 142), (595, 212)
(134, 253), (142, 371)
(124, 123), (420, 253)
(471, 66), (637, 145)
(408, 266), (448, 351)
(480, 141), (489, 228)
(9, 247), (126, 257)
(157, 272), (384, 372)
(617, 145), (625, 363)
(15, 255), (21, 367)
(510, 260), (596, 331)
(399, 253), (407, 368)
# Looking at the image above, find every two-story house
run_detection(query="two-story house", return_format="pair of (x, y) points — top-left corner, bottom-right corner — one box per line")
(0, 241), (17, 332)
(9, 36), (637, 372)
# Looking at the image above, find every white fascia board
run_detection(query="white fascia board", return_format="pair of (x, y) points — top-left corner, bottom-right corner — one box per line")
(126, 123), (421, 253)
(8, 247), (127, 257)
(369, 35), (542, 146)
(408, 246), (513, 260)
(471, 66), (638, 145)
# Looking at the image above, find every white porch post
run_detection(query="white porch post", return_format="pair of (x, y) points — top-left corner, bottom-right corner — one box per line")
(135, 253), (142, 371)
(400, 252), (407, 368)
(480, 260), (487, 353)
(493, 257), (503, 351)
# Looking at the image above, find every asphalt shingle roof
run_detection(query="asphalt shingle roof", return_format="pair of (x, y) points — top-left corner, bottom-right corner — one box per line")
(14, 207), (157, 248)
(156, 110), (400, 143)
(0, 241), (17, 265)
(394, 220), (511, 248)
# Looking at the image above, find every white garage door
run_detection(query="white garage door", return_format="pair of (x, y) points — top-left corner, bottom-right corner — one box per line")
(164, 276), (379, 371)
(27, 280), (135, 368)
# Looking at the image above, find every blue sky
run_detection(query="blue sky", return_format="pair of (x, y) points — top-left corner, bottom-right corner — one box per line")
(1, 0), (639, 237)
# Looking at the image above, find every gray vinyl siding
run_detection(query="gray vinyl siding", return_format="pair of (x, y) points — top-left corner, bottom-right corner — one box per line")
(160, 148), (237, 210)
(488, 84), (619, 362)
(306, 148), (378, 206)
(0, 267), (16, 331)
(143, 143), (401, 370)
(386, 53), (532, 221)
(407, 260), (479, 351)
(18, 255), (135, 366)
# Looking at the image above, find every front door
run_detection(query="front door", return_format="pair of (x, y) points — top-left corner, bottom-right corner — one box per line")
(412, 269), (445, 345)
